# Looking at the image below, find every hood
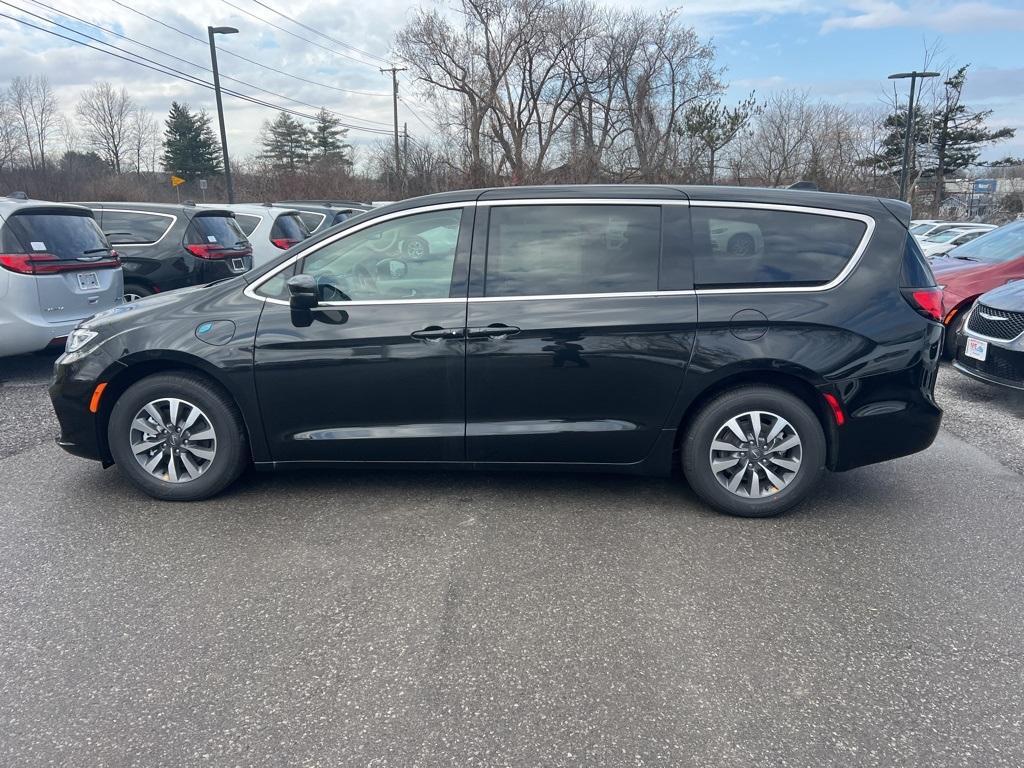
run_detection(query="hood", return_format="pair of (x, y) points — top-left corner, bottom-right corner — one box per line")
(929, 256), (977, 273)
(81, 282), (217, 332)
(976, 280), (1024, 312)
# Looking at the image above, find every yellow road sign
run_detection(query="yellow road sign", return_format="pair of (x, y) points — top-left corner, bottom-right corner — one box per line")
(170, 175), (185, 187)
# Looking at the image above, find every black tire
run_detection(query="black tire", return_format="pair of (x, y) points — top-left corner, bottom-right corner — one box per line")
(107, 372), (249, 501)
(401, 235), (430, 261)
(681, 386), (826, 518)
(123, 284), (152, 303)
(726, 233), (756, 257)
(943, 301), (971, 359)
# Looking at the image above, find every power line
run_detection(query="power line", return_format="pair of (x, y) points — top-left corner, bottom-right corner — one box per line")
(107, 0), (389, 98)
(0, 8), (397, 135)
(23, 0), (395, 130)
(247, 0), (390, 65)
(403, 100), (436, 135)
(219, 0), (381, 69)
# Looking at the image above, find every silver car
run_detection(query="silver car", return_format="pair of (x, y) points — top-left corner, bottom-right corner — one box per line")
(0, 194), (123, 357)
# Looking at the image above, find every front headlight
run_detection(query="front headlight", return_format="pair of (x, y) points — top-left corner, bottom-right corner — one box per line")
(65, 328), (99, 354)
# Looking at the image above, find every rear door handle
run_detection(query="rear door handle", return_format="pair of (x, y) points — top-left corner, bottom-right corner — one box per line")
(467, 324), (521, 340)
(411, 326), (464, 341)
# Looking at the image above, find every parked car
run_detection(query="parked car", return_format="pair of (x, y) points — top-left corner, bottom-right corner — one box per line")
(912, 221), (994, 241)
(919, 226), (991, 257)
(271, 202), (367, 235)
(83, 202), (252, 303)
(209, 204), (311, 267)
(276, 199), (372, 211)
(1, 194), (123, 358)
(49, 184), (943, 518)
(954, 281), (1024, 390)
(930, 220), (1024, 356)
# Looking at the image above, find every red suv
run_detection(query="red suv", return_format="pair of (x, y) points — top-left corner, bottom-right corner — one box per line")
(929, 221), (1024, 356)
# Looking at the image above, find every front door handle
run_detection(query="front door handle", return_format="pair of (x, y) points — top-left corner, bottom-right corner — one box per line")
(411, 326), (464, 341)
(467, 324), (521, 340)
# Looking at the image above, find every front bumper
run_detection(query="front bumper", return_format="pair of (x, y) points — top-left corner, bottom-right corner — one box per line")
(49, 346), (123, 463)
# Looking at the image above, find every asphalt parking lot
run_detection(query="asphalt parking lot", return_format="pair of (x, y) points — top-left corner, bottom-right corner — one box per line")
(1, 354), (1022, 767)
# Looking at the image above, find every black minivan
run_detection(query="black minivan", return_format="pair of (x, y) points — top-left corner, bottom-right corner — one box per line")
(81, 202), (253, 302)
(50, 185), (943, 517)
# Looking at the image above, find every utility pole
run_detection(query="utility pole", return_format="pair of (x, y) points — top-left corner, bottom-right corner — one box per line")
(208, 26), (239, 203)
(888, 70), (940, 202)
(381, 66), (407, 198)
(402, 121), (408, 194)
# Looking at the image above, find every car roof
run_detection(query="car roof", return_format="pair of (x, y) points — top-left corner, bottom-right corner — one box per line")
(0, 196), (95, 217)
(276, 199), (371, 208)
(272, 202), (360, 215)
(76, 201), (234, 217)
(205, 203), (303, 217)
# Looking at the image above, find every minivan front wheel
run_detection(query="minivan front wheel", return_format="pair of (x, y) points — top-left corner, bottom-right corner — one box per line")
(682, 386), (826, 517)
(107, 372), (248, 501)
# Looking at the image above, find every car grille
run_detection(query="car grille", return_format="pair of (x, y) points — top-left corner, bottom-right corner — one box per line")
(958, 343), (1024, 383)
(966, 303), (1024, 341)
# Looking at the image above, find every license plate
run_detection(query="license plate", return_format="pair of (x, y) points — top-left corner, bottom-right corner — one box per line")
(77, 272), (99, 291)
(965, 337), (988, 361)
(231, 258), (246, 272)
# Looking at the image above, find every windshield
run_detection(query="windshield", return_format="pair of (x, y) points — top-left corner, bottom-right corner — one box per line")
(927, 229), (971, 243)
(910, 223), (935, 235)
(945, 222), (1020, 263)
(187, 214), (249, 248)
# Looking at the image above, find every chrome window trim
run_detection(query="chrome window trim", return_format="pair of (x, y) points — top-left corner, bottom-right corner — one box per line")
(244, 197), (877, 306)
(99, 208), (177, 247)
(688, 201), (876, 295)
(243, 201), (474, 306)
(478, 197), (688, 207)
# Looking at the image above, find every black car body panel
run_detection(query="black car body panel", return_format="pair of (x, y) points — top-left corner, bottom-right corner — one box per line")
(51, 185), (942, 482)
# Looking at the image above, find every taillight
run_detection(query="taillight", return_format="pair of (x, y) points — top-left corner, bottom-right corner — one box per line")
(271, 237), (298, 250)
(185, 243), (226, 260)
(901, 287), (943, 322)
(0, 252), (120, 274)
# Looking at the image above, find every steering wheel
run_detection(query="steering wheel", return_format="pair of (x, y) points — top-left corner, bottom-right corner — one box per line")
(350, 263), (378, 295)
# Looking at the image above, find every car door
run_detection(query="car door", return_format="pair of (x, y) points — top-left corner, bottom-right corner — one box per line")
(464, 197), (697, 465)
(252, 203), (472, 463)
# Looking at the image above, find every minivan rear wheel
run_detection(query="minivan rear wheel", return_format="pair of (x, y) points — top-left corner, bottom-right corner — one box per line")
(107, 372), (248, 501)
(682, 386), (826, 517)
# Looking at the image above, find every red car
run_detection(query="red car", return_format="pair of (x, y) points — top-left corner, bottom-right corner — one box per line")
(929, 221), (1024, 356)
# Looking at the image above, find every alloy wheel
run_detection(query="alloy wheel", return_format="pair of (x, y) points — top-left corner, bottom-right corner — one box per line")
(709, 410), (802, 498)
(129, 398), (217, 483)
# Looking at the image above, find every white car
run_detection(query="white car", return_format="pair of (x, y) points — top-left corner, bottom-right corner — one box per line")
(202, 204), (311, 267)
(919, 227), (993, 257)
(912, 221), (994, 241)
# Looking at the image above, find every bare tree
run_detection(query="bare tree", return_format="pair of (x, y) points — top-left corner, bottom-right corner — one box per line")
(0, 87), (26, 171)
(76, 82), (135, 174)
(732, 90), (813, 187)
(684, 93), (758, 183)
(128, 108), (161, 175)
(9, 75), (57, 171)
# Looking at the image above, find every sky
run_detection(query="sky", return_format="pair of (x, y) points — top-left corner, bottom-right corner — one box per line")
(0, 0), (1021, 164)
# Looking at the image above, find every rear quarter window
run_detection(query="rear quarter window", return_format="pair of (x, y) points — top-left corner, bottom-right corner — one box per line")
(2, 210), (108, 258)
(271, 213), (310, 241)
(101, 210), (174, 245)
(233, 214), (261, 236)
(691, 206), (868, 288)
(297, 211), (326, 231)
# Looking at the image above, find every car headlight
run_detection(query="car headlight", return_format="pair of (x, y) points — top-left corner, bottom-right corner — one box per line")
(65, 328), (99, 354)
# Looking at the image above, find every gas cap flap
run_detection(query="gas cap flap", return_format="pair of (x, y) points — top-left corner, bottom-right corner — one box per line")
(730, 309), (768, 341)
(195, 320), (236, 346)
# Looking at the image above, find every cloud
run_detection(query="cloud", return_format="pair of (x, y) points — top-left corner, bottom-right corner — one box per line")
(822, 1), (1024, 33)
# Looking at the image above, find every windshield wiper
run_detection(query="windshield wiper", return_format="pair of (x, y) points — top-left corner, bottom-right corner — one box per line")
(953, 254), (979, 261)
(82, 246), (113, 255)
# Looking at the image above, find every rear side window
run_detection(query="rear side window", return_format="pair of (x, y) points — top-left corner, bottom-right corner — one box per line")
(297, 211), (326, 231)
(234, 214), (261, 236)
(186, 214), (247, 246)
(901, 232), (937, 287)
(484, 205), (661, 297)
(2, 211), (108, 258)
(101, 210), (174, 245)
(691, 207), (867, 288)
(271, 213), (310, 241)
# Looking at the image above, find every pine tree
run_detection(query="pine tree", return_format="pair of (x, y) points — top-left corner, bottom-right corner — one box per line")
(311, 108), (352, 167)
(162, 102), (222, 180)
(260, 112), (313, 172)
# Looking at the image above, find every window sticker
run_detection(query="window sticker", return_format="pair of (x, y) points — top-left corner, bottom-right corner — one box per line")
(207, 235), (218, 243)
(31, 241), (46, 251)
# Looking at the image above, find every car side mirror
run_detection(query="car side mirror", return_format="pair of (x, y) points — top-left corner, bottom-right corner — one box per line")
(376, 258), (408, 280)
(287, 274), (318, 310)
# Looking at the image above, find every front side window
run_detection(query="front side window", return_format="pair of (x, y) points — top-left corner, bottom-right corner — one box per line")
(484, 205), (661, 297)
(299, 208), (463, 302)
(101, 211), (174, 245)
(691, 207), (867, 288)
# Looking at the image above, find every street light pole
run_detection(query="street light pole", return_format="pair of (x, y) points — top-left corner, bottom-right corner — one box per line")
(208, 26), (239, 203)
(888, 70), (940, 202)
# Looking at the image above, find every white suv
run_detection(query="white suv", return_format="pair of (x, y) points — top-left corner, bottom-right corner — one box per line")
(203, 203), (311, 267)
(0, 194), (123, 357)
